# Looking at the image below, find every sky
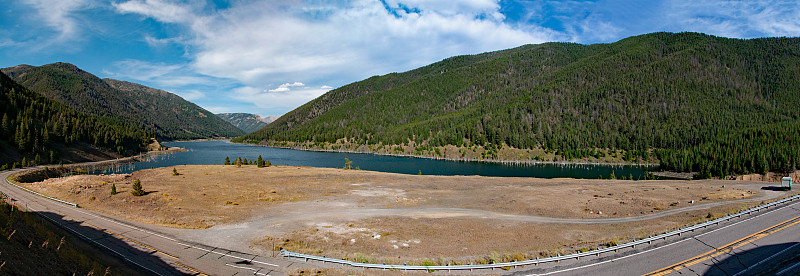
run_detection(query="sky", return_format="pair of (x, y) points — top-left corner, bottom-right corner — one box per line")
(1, 0), (799, 118)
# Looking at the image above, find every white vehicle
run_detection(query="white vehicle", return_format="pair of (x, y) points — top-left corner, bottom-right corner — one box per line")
(781, 177), (792, 190)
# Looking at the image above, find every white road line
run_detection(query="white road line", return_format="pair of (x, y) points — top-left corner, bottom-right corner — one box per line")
(67, 197), (281, 267)
(525, 199), (800, 275)
(6, 170), (283, 269)
(175, 241), (280, 267)
(226, 263), (271, 275)
(777, 260), (800, 275)
(1, 178), (162, 275)
(733, 242), (800, 276)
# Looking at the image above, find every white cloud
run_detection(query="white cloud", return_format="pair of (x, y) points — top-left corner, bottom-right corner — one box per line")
(663, 1), (800, 38)
(104, 59), (231, 88)
(203, 105), (233, 114)
(143, 34), (185, 48)
(21, 0), (91, 42)
(129, 0), (553, 84)
(268, 82), (305, 92)
(175, 89), (205, 101)
(231, 85), (333, 115)
(113, 0), (196, 24)
(111, 0), (556, 115)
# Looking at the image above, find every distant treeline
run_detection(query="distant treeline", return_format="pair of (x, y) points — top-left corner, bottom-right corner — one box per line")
(238, 32), (800, 178)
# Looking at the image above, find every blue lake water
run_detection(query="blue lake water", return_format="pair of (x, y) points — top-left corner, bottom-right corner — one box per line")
(95, 140), (654, 179)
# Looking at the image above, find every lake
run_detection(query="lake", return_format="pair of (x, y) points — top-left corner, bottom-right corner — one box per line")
(95, 140), (654, 179)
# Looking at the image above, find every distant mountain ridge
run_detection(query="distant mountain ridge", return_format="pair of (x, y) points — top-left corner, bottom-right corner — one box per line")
(238, 32), (800, 178)
(216, 113), (276, 134)
(0, 70), (151, 167)
(2, 63), (244, 140)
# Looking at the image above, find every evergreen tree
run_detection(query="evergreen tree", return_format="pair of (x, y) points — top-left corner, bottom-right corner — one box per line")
(224, 156), (231, 165)
(257, 155), (265, 168)
(131, 179), (145, 196)
(1, 113), (8, 135)
(110, 183), (117, 195)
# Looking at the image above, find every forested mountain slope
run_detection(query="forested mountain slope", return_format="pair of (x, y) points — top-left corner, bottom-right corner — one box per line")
(0, 71), (151, 168)
(2, 63), (243, 140)
(239, 32), (800, 177)
(216, 113), (274, 134)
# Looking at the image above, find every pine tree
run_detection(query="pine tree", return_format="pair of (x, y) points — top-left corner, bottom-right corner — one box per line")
(224, 156), (231, 165)
(1, 113), (8, 136)
(131, 179), (145, 196)
(257, 155), (265, 168)
(609, 170), (616, 180)
(111, 183), (117, 195)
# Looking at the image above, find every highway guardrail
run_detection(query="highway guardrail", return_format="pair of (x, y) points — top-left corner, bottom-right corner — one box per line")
(5, 170), (79, 208)
(282, 193), (800, 271)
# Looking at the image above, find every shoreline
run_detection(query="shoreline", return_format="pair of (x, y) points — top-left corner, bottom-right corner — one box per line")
(231, 140), (660, 168)
(163, 137), (234, 143)
(10, 147), (187, 182)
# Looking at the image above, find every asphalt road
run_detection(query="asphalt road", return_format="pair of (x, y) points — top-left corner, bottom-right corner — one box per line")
(1, 167), (308, 276)
(509, 193), (800, 276)
(3, 163), (799, 276)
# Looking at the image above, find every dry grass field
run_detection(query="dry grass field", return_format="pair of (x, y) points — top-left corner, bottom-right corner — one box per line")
(18, 165), (793, 265)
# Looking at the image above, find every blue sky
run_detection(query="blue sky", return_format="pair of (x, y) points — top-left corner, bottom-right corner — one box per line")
(2, 0), (799, 117)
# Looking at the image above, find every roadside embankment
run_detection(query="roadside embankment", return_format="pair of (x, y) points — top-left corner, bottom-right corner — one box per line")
(10, 147), (186, 183)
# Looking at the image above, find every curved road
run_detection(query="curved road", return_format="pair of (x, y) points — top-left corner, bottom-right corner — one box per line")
(1, 167), (306, 275)
(3, 161), (799, 275)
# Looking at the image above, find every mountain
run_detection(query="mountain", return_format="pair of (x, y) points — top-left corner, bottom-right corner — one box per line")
(2, 63), (244, 140)
(0, 70), (151, 167)
(216, 113), (276, 134)
(237, 32), (800, 178)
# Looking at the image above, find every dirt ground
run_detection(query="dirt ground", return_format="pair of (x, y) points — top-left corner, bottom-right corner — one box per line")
(18, 165), (793, 264)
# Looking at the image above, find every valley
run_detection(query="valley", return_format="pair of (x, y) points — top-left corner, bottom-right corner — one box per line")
(3, 1), (799, 274)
